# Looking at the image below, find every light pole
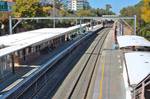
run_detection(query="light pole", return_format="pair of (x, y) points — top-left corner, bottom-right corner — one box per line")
(53, 0), (56, 28)
(134, 15), (136, 35)
(9, 15), (12, 34)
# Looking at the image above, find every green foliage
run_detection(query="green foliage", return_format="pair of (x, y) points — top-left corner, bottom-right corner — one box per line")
(42, 6), (52, 16)
(76, 9), (96, 17)
(120, 1), (143, 27)
(95, 8), (115, 16)
(141, 0), (150, 23)
(76, 7), (115, 17)
(120, 0), (150, 40)
(1, 0), (116, 34)
(138, 24), (150, 40)
(12, 0), (40, 17)
(59, 9), (70, 16)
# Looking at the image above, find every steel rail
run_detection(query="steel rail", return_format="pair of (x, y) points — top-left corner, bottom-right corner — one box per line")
(67, 28), (109, 99)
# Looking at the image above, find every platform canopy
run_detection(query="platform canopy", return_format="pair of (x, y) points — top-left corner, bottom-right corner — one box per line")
(125, 52), (150, 85)
(0, 28), (67, 46)
(0, 24), (88, 57)
(117, 35), (150, 48)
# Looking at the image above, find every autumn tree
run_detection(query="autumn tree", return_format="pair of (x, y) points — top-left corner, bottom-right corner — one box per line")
(12, 0), (40, 17)
(120, 0), (150, 40)
(141, 0), (150, 23)
(59, 9), (70, 16)
(120, 1), (143, 27)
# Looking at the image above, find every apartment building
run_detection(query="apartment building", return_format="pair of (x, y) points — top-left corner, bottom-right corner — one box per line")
(68, 0), (90, 11)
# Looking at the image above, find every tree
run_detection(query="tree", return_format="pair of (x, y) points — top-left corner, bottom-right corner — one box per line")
(92, 8), (115, 17)
(12, 0), (40, 17)
(59, 9), (70, 16)
(120, 6), (135, 16)
(53, 0), (63, 9)
(120, 0), (150, 40)
(120, 1), (143, 27)
(42, 6), (53, 16)
(76, 9), (96, 17)
(141, 0), (150, 23)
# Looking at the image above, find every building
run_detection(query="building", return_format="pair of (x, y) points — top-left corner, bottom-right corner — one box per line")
(67, 0), (90, 11)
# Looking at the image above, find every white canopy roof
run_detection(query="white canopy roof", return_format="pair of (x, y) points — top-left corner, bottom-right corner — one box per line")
(0, 24), (88, 57)
(117, 35), (150, 48)
(125, 52), (150, 85)
(0, 24), (88, 46)
(0, 28), (67, 46)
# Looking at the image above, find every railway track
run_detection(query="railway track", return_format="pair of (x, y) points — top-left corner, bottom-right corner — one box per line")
(31, 29), (105, 99)
(30, 28), (110, 99)
(2, 26), (102, 99)
(2, 27), (110, 99)
(69, 29), (108, 99)
(51, 28), (110, 99)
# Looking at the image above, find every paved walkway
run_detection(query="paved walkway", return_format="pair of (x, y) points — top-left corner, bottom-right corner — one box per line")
(93, 28), (126, 99)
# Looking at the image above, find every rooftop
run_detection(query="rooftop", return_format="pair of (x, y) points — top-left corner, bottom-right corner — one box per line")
(125, 52), (150, 85)
(117, 35), (150, 48)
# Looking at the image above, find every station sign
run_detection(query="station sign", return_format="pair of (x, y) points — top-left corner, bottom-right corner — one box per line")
(0, 1), (13, 12)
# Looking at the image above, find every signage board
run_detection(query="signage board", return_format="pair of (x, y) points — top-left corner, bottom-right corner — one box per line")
(0, 1), (13, 12)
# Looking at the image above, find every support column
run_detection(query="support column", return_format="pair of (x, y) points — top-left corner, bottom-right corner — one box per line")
(11, 54), (15, 74)
(76, 19), (78, 25)
(90, 19), (92, 29)
(53, 0), (55, 28)
(120, 23), (122, 35)
(133, 87), (136, 99)
(122, 24), (124, 35)
(141, 82), (145, 99)
(53, 18), (56, 28)
(97, 20), (99, 25)
(92, 19), (94, 29)
(9, 16), (12, 34)
(80, 19), (82, 34)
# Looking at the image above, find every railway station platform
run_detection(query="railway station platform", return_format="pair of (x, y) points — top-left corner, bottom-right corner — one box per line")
(0, 24), (103, 97)
(92, 22), (150, 99)
(43, 24), (127, 99)
(0, 27), (91, 95)
(92, 27), (127, 99)
(0, 37), (76, 95)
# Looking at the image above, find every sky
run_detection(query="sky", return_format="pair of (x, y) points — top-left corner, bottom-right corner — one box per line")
(89, 0), (141, 14)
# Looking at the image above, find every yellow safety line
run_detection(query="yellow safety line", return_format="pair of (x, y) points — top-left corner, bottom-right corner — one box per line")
(99, 63), (105, 99)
